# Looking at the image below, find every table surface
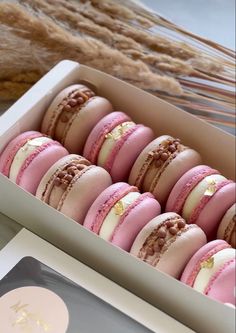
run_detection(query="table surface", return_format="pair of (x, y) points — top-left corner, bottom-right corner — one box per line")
(143, 0), (235, 49)
(0, 0), (235, 247)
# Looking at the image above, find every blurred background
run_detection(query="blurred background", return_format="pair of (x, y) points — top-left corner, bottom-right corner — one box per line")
(142, 0), (235, 49)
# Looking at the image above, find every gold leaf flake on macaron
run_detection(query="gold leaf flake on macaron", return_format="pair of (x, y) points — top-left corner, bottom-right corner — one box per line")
(114, 201), (125, 216)
(105, 122), (133, 141)
(204, 179), (217, 196)
(200, 257), (214, 269)
(105, 132), (115, 140)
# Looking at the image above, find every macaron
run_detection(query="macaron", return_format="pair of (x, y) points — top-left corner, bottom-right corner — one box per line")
(129, 135), (201, 206)
(181, 240), (236, 305)
(36, 154), (112, 224)
(130, 212), (207, 278)
(84, 182), (161, 251)
(83, 112), (154, 182)
(217, 204), (236, 248)
(0, 131), (68, 194)
(41, 84), (113, 153)
(166, 165), (235, 240)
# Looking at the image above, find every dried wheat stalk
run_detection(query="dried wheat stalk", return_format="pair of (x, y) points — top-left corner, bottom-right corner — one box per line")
(0, 1), (183, 100)
(0, 0), (235, 133)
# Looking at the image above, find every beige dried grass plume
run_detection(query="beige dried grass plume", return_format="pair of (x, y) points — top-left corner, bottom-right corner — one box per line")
(0, 0), (235, 132)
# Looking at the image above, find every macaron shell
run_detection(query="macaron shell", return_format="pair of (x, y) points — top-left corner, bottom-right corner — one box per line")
(130, 212), (206, 278)
(111, 194), (161, 251)
(58, 166), (112, 224)
(83, 112), (130, 163)
(217, 204), (236, 248)
(18, 143), (68, 194)
(148, 149), (202, 206)
(110, 125), (154, 182)
(128, 136), (201, 206)
(130, 212), (178, 256)
(165, 165), (219, 213)
(129, 135), (170, 186)
(180, 240), (230, 284)
(41, 84), (88, 135)
(194, 182), (236, 240)
(60, 96), (113, 154)
(156, 225), (207, 278)
(0, 131), (43, 176)
(83, 182), (130, 230)
(206, 258), (235, 305)
(36, 154), (85, 203)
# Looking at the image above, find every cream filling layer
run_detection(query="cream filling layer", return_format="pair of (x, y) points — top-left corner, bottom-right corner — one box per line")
(97, 121), (135, 166)
(9, 137), (52, 182)
(99, 192), (140, 240)
(193, 248), (235, 293)
(182, 174), (226, 220)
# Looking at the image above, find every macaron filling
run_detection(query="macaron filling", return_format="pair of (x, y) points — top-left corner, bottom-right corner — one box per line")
(192, 248), (235, 294)
(185, 242), (231, 287)
(0, 132), (44, 177)
(9, 136), (52, 182)
(56, 89), (96, 143)
(134, 137), (187, 190)
(137, 216), (192, 266)
(99, 191), (141, 240)
(168, 166), (219, 213)
(40, 158), (91, 209)
(97, 121), (135, 166)
(182, 174), (232, 222)
(91, 185), (138, 234)
(46, 87), (95, 137)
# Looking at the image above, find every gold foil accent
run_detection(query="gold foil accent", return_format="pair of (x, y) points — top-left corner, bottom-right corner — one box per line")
(105, 132), (114, 139)
(104, 122), (133, 141)
(204, 179), (217, 196)
(114, 201), (125, 216)
(200, 257), (214, 269)
(10, 301), (51, 332)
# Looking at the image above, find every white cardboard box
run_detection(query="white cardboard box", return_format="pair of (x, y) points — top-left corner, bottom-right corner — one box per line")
(0, 60), (235, 333)
(0, 228), (193, 332)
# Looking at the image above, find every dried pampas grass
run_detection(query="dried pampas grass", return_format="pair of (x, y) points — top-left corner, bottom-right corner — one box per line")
(0, 0), (235, 133)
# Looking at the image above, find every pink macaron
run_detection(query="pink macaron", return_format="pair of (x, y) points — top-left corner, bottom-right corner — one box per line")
(83, 112), (154, 182)
(83, 182), (161, 251)
(0, 131), (68, 194)
(166, 165), (235, 240)
(130, 212), (207, 279)
(41, 84), (113, 153)
(36, 154), (112, 224)
(181, 240), (236, 305)
(129, 135), (201, 207)
(217, 204), (236, 248)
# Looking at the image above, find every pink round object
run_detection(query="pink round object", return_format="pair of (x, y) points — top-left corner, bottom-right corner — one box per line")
(129, 135), (201, 207)
(181, 240), (236, 305)
(130, 212), (207, 278)
(41, 84), (113, 154)
(0, 131), (68, 194)
(166, 165), (236, 240)
(36, 154), (112, 224)
(84, 182), (161, 251)
(217, 204), (236, 248)
(83, 112), (154, 182)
